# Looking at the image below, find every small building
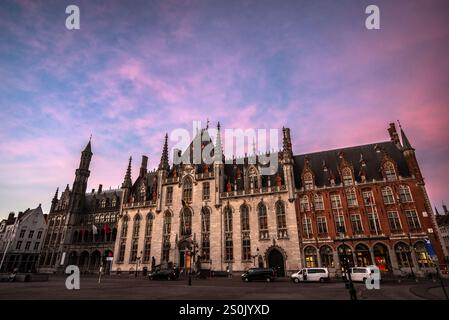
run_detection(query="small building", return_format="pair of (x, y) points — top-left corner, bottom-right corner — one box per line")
(0, 205), (47, 273)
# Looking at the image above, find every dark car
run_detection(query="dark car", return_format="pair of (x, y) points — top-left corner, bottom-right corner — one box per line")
(241, 268), (276, 282)
(148, 267), (180, 280)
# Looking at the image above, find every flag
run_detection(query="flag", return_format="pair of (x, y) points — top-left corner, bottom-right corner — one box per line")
(92, 224), (98, 235)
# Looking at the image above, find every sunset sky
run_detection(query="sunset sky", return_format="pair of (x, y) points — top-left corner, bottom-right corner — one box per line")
(0, 0), (448, 218)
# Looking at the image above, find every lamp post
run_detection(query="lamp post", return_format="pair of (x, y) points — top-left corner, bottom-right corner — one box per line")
(135, 251), (142, 278)
(338, 226), (357, 300)
(252, 248), (260, 267)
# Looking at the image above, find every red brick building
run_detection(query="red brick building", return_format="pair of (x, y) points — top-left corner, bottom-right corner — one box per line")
(293, 122), (446, 276)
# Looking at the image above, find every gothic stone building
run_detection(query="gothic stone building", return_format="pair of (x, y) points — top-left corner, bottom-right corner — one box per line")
(112, 125), (299, 276)
(38, 141), (122, 273)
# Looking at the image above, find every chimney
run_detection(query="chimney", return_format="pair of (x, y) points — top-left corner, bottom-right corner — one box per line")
(98, 184), (103, 194)
(7, 212), (15, 222)
(18, 211), (25, 220)
(140, 155), (148, 177)
(443, 204), (449, 215)
(388, 123), (401, 147)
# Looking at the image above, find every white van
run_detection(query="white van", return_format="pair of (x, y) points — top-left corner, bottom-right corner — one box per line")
(291, 268), (330, 283)
(349, 265), (381, 282)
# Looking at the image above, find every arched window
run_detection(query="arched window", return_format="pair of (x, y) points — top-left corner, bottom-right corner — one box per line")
(258, 203), (269, 240)
(145, 213), (154, 237)
(182, 177), (193, 203)
(100, 199), (106, 208)
(314, 194), (324, 210)
(382, 187), (395, 204)
(240, 205), (250, 232)
(201, 207), (210, 261)
(399, 185), (413, 203)
(180, 207), (192, 236)
(342, 168), (353, 186)
(383, 162), (397, 181)
(395, 242), (413, 268)
(304, 246), (318, 268)
(276, 201), (288, 239)
(121, 216), (129, 237)
(224, 206), (233, 261)
(132, 215), (141, 238)
(303, 172), (314, 190)
(346, 188), (358, 207)
(118, 240), (126, 262)
(300, 195), (310, 212)
(320, 246), (334, 268)
(162, 212), (171, 262)
(163, 212), (172, 235)
(414, 242), (433, 268)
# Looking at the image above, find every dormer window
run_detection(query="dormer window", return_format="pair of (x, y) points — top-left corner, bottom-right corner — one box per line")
(383, 162), (397, 181)
(139, 184), (146, 201)
(303, 173), (314, 191)
(100, 199), (106, 208)
(342, 168), (353, 186)
(111, 197), (117, 207)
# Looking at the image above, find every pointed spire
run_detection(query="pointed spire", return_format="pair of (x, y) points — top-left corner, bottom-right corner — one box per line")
(122, 156), (132, 189)
(53, 187), (59, 201)
(398, 121), (413, 150)
(84, 135), (92, 153)
(65, 184), (70, 192)
(159, 133), (169, 171)
(214, 122), (223, 162)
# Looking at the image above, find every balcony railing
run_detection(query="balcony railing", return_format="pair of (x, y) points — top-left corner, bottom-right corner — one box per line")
(220, 185), (287, 198)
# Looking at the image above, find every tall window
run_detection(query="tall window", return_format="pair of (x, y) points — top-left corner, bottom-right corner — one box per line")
(241, 205), (251, 261)
(180, 207), (192, 236)
(121, 216), (129, 237)
(368, 213), (381, 234)
(166, 187), (173, 205)
(258, 203), (269, 240)
(118, 240), (126, 262)
(317, 216), (327, 235)
(143, 214), (154, 262)
(350, 214), (363, 234)
(201, 207), (210, 261)
(303, 217), (313, 238)
(133, 215), (141, 238)
(162, 212), (171, 262)
(383, 162), (397, 181)
(346, 188), (358, 207)
(224, 206), (233, 261)
(399, 185), (413, 203)
(300, 196), (310, 212)
(342, 168), (353, 186)
(276, 201), (288, 239)
(130, 239), (138, 262)
(330, 194), (342, 210)
(183, 177), (193, 203)
(382, 187), (395, 205)
(335, 215), (346, 233)
(303, 173), (314, 190)
(314, 194), (324, 210)
(363, 190), (375, 206)
(388, 211), (402, 232)
(202, 182), (210, 200)
(405, 210), (420, 231)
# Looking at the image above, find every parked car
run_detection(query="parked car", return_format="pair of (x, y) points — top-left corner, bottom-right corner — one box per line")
(241, 268), (276, 282)
(348, 265), (381, 283)
(148, 266), (180, 280)
(291, 268), (330, 283)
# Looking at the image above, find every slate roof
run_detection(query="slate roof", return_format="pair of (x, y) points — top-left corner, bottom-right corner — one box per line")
(293, 141), (411, 188)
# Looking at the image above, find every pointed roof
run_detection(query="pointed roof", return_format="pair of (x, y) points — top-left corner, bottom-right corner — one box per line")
(83, 136), (92, 153)
(122, 156), (133, 188)
(159, 133), (169, 171)
(398, 121), (413, 150)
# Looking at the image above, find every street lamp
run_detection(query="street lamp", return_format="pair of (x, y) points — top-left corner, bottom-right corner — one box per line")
(135, 250), (142, 278)
(338, 226), (357, 300)
(252, 248), (260, 267)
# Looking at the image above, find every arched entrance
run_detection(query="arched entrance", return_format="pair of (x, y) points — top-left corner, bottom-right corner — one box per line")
(267, 248), (285, 277)
(355, 244), (372, 267)
(373, 243), (391, 272)
(68, 251), (78, 265)
(338, 244), (354, 270)
(90, 250), (101, 272)
(178, 239), (192, 270)
(79, 251), (89, 272)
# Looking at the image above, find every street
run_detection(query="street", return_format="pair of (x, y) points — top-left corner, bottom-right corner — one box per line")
(0, 275), (448, 300)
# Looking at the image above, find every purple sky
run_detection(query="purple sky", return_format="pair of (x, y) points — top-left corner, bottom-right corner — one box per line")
(1, 0), (449, 218)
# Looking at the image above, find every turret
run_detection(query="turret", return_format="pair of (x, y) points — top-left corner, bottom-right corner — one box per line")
(121, 156), (133, 202)
(69, 138), (92, 213)
(281, 127), (295, 201)
(398, 122), (423, 182)
(156, 134), (169, 212)
(50, 187), (59, 212)
(214, 122), (224, 207)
